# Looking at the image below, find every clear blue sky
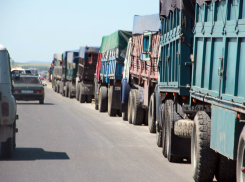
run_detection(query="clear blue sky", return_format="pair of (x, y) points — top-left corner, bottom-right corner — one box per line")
(0, 0), (158, 63)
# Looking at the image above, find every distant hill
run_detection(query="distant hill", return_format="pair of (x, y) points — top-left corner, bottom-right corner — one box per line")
(14, 61), (50, 64)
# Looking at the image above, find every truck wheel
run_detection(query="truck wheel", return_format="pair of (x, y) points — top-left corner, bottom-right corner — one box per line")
(162, 103), (168, 157)
(174, 119), (193, 138)
(68, 83), (72, 99)
(128, 90), (135, 124)
(156, 123), (162, 147)
(165, 99), (183, 162)
(192, 111), (217, 182)
(117, 110), (122, 117)
(65, 83), (69, 97)
(215, 154), (236, 182)
(237, 126), (245, 182)
(1, 136), (13, 158)
(54, 80), (57, 92)
(108, 86), (117, 117)
(148, 93), (156, 133)
(13, 121), (16, 150)
(76, 83), (80, 101)
(131, 89), (144, 125)
(86, 95), (92, 103)
(99, 86), (108, 112)
(122, 112), (128, 121)
(39, 99), (44, 104)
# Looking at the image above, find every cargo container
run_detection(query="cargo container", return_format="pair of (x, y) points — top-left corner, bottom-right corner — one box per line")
(94, 30), (132, 116)
(59, 50), (79, 97)
(190, 0), (245, 181)
(75, 46), (99, 103)
(52, 53), (63, 92)
(122, 14), (161, 130)
(156, 0), (245, 181)
(153, 0), (195, 162)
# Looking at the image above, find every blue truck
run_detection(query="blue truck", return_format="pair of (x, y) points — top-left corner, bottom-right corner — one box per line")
(148, 0), (244, 181)
(94, 30), (132, 116)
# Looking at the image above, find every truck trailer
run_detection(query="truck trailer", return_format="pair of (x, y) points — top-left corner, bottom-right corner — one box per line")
(122, 14), (161, 130)
(52, 53), (63, 92)
(156, 0), (244, 181)
(154, 0), (195, 162)
(76, 46), (99, 103)
(58, 50), (79, 97)
(94, 30), (132, 116)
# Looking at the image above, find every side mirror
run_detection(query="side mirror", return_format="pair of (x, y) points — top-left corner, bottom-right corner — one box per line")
(140, 53), (150, 61)
(11, 71), (20, 82)
(43, 83), (47, 86)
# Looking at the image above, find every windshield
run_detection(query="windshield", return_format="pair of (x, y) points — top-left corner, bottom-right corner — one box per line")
(14, 77), (41, 84)
(31, 70), (38, 75)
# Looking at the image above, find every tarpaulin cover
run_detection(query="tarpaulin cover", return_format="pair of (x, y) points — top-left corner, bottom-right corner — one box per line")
(160, 0), (196, 19)
(79, 46), (100, 59)
(132, 14), (161, 35)
(100, 30), (132, 53)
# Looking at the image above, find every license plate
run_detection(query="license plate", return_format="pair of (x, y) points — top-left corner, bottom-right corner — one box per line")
(115, 87), (121, 91)
(21, 90), (33, 94)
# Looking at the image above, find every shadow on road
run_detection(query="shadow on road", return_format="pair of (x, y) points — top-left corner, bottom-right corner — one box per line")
(1, 148), (69, 161)
(16, 103), (55, 105)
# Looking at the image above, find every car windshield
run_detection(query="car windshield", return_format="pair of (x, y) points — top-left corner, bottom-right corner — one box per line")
(15, 77), (41, 84)
(25, 70), (32, 74)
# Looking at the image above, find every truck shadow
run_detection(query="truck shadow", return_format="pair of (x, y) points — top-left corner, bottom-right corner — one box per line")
(1, 147), (69, 161)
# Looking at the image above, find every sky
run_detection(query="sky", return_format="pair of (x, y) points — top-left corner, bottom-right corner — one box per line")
(0, 0), (159, 63)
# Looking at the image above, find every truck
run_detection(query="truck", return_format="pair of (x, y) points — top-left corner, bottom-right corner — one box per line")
(76, 46), (99, 103)
(94, 30), (132, 116)
(121, 14), (161, 130)
(52, 53), (63, 92)
(0, 44), (19, 158)
(154, 0), (244, 181)
(59, 50), (79, 98)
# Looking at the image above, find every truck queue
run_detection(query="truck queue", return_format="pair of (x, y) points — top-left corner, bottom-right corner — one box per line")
(2, 0), (245, 182)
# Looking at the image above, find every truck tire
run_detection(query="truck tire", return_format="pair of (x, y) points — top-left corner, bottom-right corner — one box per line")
(174, 119), (193, 138)
(39, 99), (44, 104)
(13, 121), (16, 150)
(65, 82), (69, 97)
(148, 93), (156, 133)
(99, 86), (108, 112)
(128, 90), (134, 124)
(76, 83), (80, 101)
(165, 99), (183, 162)
(68, 83), (72, 99)
(54, 80), (57, 92)
(162, 103), (168, 157)
(237, 126), (245, 182)
(131, 89), (144, 125)
(122, 112), (128, 121)
(86, 95), (92, 103)
(156, 124), (162, 147)
(215, 154), (236, 182)
(1, 135), (13, 158)
(108, 86), (117, 117)
(192, 111), (217, 182)
(117, 110), (122, 117)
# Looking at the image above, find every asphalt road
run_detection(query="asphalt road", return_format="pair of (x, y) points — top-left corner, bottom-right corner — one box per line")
(0, 82), (198, 182)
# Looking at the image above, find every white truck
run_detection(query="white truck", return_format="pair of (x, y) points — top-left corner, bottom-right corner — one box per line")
(0, 44), (19, 158)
